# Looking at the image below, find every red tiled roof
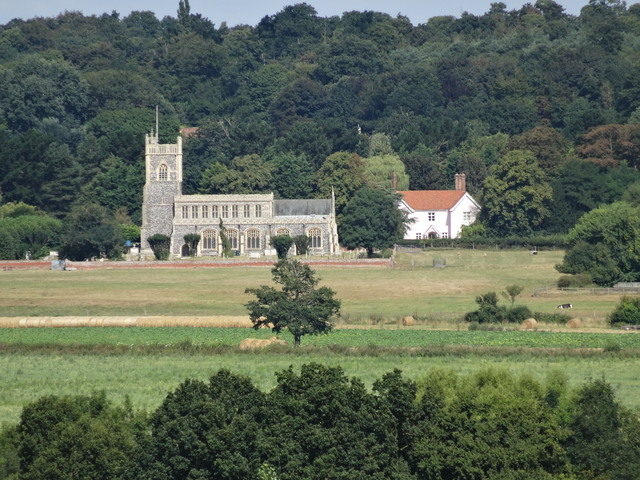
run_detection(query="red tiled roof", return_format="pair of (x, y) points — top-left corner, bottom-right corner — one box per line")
(398, 190), (467, 211)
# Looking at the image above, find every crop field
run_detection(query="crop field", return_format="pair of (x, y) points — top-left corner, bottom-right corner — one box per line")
(1, 248), (640, 427)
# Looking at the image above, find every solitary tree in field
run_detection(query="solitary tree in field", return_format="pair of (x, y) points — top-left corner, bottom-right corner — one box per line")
(245, 259), (340, 346)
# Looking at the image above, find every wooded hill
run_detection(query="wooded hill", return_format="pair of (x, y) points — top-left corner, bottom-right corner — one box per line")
(1, 0), (640, 234)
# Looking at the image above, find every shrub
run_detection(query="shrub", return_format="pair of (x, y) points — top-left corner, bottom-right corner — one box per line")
(464, 292), (508, 323)
(533, 312), (572, 324)
(183, 233), (200, 256)
(293, 235), (310, 256)
(270, 235), (293, 259)
(558, 274), (593, 288)
(148, 234), (171, 260)
(506, 305), (533, 323)
(608, 295), (640, 326)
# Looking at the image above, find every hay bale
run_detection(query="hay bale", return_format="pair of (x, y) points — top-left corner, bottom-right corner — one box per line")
(521, 318), (537, 330)
(567, 318), (581, 329)
(402, 316), (415, 326)
(240, 337), (286, 350)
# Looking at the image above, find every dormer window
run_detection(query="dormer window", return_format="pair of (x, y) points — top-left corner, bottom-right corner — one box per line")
(158, 164), (168, 181)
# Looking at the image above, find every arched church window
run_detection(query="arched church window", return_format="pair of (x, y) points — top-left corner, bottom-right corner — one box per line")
(308, 228), (322, 248)
(158, 164), (168, 181)
(276, 228), (291, 237)
(246, 229), (260, 250)
(202, 230), (217, 250)
(227, 229), (238, 250)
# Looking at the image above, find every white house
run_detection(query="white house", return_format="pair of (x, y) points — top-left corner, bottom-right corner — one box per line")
(398, 174), (480, 240)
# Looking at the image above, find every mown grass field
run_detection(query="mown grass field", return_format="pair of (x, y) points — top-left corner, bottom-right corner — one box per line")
(0, 249), (623, 321)
(1, 248), (639, 427)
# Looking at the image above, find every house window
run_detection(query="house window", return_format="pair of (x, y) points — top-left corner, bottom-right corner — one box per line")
(191, 205), (198, 219)
(182, 205), (189, 219)
(222, 205), (229, 218)
(255, 204), (262, 217)
(202, 230), (216, 250)
(212, 205), (218, 219)
(227, 229), (238, 249)
(244, 204), (251, 218)
(416, 233), (422, 240)
(232, 205), (239, 218)
(463, 211), (472, 223)
(308, 228), (322, 248)
(442, 232), (448, 239)
(276, 228), (291, 237)
(246, 229), (260, 249)
(428, 212), (435, 222)
(158, 164), (168, 181)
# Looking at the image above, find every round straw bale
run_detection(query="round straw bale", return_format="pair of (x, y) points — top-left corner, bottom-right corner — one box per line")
(402, 316), (415, 326)
(566, 318), (581, 329)
(521, 318), (537, 330)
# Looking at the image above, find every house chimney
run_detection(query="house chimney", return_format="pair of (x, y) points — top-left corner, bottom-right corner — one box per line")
(455, 173), (466, 191)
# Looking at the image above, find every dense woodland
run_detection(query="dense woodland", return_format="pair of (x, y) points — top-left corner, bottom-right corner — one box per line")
(1, 0), (640, 257)
(1, 365), (639, 479)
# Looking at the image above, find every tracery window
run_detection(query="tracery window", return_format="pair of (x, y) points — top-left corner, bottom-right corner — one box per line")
(276, 228), (291, 237)
(158, 164), (168, 181)
(246, 229), (260, 250)
(227, 229), (238, 249)
(308, 228), (322, 248)
(202, 230), (217, 250)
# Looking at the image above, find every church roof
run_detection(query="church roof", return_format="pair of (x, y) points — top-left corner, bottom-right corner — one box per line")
(398, 190), (469, 211)
(274, 199), (332, 216)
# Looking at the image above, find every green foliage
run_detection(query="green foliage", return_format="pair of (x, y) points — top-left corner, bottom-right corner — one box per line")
(292, 235), (310, 256)
(608, 295), (640, 326)
(121, 224), (141, 243)
(183, 233), (200, 256)
(147, 370), (265, 480)
(200, 154), (273, 194)
(339, 187), (410, 257)
(556, 202), (640, 286)
(464, 291), (508, 324)
(270, 235), (293, 259)
(14, 392), (141, 480)
(0, 214), (62, 259)
(502, 284), (524, 306)
(218, 218), (233, 257)
(147, 234), (171, 261)
(58, 204), (124, 261)
(557, 274), (593, 288)
(480, 150), (553, 236)
(245, 259), (341, 346)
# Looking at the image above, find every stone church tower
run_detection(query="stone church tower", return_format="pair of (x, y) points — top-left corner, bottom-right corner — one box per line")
(140, 131), (183, 255)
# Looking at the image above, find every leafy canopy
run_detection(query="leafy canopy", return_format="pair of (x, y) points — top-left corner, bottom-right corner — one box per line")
(245, 259), (340, 346)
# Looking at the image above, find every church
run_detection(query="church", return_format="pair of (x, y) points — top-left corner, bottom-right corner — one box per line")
(140, 131), (339, 258)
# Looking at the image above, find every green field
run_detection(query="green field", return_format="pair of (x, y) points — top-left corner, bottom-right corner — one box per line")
(1, 249), (640, 428)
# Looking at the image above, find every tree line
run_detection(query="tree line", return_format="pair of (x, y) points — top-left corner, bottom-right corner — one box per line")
(1, 1), (640, 277)
(1, 364), (638, 480)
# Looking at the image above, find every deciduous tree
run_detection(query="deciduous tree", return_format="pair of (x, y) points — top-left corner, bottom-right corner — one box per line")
(245, 259), (340, 346)
(339, 187), (410, 257)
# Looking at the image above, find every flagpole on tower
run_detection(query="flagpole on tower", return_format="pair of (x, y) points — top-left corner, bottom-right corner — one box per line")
(155, 105), (159, 139)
